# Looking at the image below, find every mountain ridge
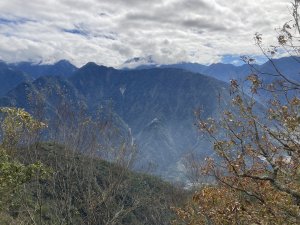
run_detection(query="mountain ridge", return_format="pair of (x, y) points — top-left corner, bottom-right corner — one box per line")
(0, 64), (230, 180)
(0, 56), (298, 180)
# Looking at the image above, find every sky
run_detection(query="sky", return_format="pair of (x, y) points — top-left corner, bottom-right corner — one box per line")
(0, 0), (292, 67)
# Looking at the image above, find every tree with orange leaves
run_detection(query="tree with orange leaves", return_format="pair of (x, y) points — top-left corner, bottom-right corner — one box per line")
(174, 1), (300, 224)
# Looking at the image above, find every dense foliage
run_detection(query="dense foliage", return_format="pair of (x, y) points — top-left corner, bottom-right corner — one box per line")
(0, 106), (186, 225)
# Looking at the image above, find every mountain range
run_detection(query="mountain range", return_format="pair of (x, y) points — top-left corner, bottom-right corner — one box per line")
(123, 56), (300, 84)
(0, 56), (299, 181)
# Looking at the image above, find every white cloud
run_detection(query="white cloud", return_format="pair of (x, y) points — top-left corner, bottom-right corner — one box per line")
(0, 0), (293, 67)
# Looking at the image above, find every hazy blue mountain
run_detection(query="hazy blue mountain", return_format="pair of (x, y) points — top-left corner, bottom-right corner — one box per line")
(202, 63), (251, 82)
(259, 56), (300, 83)
(1, 54), (298, 182)
(0, 63), (231, 180)
(0, 75), (83, 116)
(159, 63), (208, 74)
(0, 61), (28, 97)
(124, 56), (300, 85)
(1, 56), (298, 180)
(122, 57), (253, 82)
(10, 60), (77, 79)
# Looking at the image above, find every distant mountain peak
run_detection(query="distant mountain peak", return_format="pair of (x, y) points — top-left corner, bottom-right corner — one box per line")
(7, 60), (77, 79)
(82, 62), (99, 68)
(124, 56), (155, 64)
(122, 56), (158, 69)
(73, 62), (116, 79)
(54, 59), (75, 66)
(80, 62), (115, 71)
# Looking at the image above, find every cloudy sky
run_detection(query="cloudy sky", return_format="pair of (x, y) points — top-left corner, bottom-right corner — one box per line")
(0, 0), (292, 67)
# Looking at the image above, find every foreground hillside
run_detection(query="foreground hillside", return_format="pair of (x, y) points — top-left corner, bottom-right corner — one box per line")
(2, 142), (186, 225)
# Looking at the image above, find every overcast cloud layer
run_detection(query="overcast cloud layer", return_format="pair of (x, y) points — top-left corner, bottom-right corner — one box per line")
(0, 0), (291, 67)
